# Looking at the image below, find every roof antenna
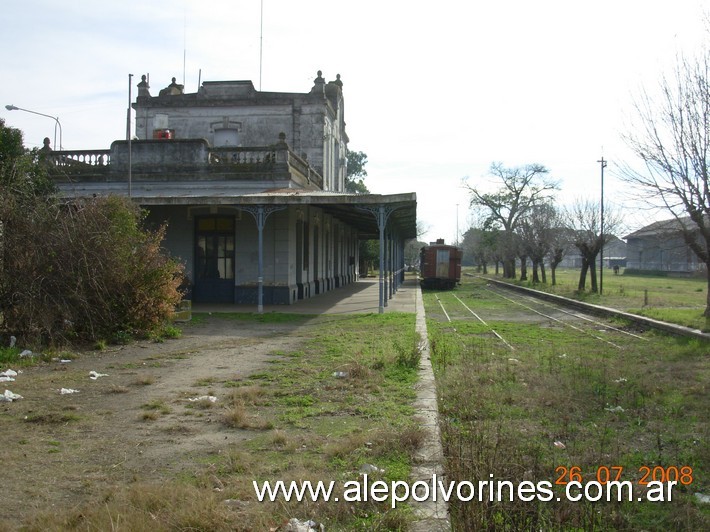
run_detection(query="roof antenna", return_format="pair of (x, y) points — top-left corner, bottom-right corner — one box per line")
(259, 0), (264, 90)
(183, 8), (187, 87)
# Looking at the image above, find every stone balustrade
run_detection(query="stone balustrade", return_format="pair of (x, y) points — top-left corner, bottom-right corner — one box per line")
(47, 138), (323, 189)
(45, 149), (111, 167)
(208, 146), (277, 166)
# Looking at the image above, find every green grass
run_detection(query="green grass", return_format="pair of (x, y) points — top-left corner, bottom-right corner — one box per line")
(428, 276), (709, 531)
(0, 346), (53, 367)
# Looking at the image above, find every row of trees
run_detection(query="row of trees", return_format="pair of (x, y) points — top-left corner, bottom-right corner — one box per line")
(462, 36), (710, 316)
(462, 162), (623, 293)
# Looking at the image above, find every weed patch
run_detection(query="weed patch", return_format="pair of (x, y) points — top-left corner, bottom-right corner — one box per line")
(428, 276), (710, 530)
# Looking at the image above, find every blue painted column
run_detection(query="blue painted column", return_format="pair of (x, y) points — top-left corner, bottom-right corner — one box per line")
(357, 204), (400, 314)
(240, 205), (287, 313)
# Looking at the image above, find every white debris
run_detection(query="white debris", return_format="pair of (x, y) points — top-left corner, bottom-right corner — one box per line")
(9, 336), (16, 348)
(188, 395), (217, 403)
(1, 389), (23, 402)
(19, 350), (33, 358)
(89, 371), (109, 380)
(332, 371), (348, 378)
(613, 378), (628, 383)
(553, 440), (566, 449)
(60, 359), (72, 364)
(508, 358), (520, 363)
(1, 369), (19, 382)
(605, 405), (625, 413)
(283, 518), (323, 531)
(359, 463), (385, 474)
(60, 388), (80, 395)
(695, 492), (710, 504)
(558, 353), (567, 358)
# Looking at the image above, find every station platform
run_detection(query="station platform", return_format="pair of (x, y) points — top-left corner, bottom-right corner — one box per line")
(192, 276), (419, 315)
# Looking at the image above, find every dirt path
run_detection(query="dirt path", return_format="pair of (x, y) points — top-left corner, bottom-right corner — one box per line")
(0, 316), (310, 526)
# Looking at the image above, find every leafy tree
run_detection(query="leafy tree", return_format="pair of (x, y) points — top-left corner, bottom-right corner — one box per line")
(345, 150), (369, 194)
(343, 149), (378, 272)
(0, 118), (54, 200)
(620, 44), (710, 316)
(465, 163), (558, 278)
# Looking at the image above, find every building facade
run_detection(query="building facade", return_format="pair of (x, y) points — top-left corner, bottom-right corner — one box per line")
(625, 217), (707, 274)
(48, 72), (416, 310)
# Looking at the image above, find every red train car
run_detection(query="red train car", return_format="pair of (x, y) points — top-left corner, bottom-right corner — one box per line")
(419, 239), (463, 289)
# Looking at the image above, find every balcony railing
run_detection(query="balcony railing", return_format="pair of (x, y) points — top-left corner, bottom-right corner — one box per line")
(208, 146), (276, 165)
(45, 149), (111, 167)
(46, 139), (323, 189)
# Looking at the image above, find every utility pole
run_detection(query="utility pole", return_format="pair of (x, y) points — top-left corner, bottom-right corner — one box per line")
(127, 74), (133, 198)
(598, 156), (607, 295)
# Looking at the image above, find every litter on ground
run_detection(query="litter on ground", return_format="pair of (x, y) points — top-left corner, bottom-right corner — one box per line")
(359, 463), (384, 474)
(188, 395), (217, 403)
(89, 371), (109, 380)
(1, 369), (19, 383)
(60, 388), (80, 395)
(283, 518), (323, 531)
(1, 389), (23, 402)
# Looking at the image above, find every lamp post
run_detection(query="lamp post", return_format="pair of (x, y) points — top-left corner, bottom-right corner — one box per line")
(5, 104), (63, 150)
(598, 156), (607, 295)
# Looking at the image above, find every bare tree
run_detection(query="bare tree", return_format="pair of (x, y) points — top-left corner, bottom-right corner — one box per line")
(620, 44), (710, 315)
(465, 163), (558, 278)
(517, 202), (560, 283)
(566, 200), (623, 293)
(547, 225), (574, 286)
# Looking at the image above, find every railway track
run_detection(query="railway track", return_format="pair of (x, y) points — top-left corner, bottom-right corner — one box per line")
(428, 279), (658, 352)
(478, 275), (710, 343)
(483, 284), (626, 350)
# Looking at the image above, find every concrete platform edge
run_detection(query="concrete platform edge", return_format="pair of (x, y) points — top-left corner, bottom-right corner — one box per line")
(410, 284), (450, 530)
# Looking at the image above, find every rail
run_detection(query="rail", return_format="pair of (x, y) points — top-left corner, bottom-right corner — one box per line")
(478, 275), (710, 342)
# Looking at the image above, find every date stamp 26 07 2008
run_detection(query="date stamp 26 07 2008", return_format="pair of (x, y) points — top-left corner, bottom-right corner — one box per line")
(554, 465), (693, 502)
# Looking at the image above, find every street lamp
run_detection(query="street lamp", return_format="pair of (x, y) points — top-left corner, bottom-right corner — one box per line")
(5, 104), (63, 150)
(598, 156), (607, 295)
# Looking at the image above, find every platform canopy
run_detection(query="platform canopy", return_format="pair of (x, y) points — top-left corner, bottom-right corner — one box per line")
(122, 188), (417, 240)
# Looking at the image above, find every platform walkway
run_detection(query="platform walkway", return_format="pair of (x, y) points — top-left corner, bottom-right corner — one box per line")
(193, 276), (418, 315)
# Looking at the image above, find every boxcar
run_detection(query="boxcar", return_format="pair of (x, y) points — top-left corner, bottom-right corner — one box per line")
(419, 240), (462, 289)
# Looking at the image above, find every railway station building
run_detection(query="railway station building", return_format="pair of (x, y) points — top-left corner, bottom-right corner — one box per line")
(46, 71), (417, 311)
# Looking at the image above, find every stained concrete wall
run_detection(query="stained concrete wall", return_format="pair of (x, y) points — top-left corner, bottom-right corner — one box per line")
(133, 76), (347, 192)
(145, 204), (360, 305)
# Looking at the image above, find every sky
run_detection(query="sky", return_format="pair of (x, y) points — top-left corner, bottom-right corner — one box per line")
(1, 0), (708, 243)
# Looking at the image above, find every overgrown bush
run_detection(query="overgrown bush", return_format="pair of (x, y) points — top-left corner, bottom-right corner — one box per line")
(0, 194), (184, 344)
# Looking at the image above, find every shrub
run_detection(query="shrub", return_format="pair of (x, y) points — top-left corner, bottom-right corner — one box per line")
(0, 195), (184, 344)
